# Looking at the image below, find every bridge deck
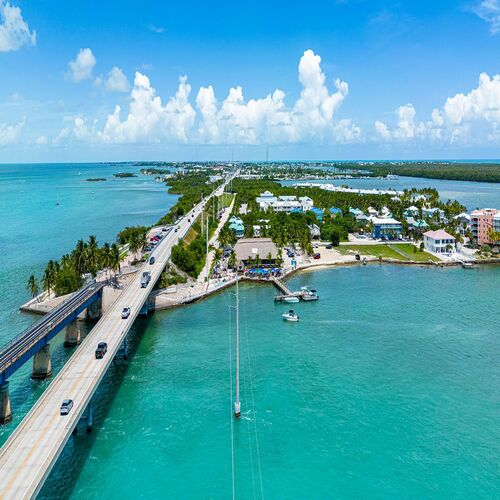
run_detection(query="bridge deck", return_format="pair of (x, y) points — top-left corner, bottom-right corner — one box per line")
(0, 180), (229, 499)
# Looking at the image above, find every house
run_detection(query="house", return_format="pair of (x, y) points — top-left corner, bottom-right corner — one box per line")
(349, 207), (364, 218)
(470, 208), (498, 244)
(271, 199), (303, 212)
(329, 207), (342, 217)
(234, 238), (279, 268)
(404, 205), (419, 217)
(423, 229), (456, 255)
(253, 225), (261, 237)
(256, 191), (277, 210)
(372, 217), (402, 239)
(299, 196), (314, 211)
(422, 207), (445, 220)
(309, 224), (321, 239)
(310, 207), (324, 221)
(229, 216), (245, 238)
(367, 206), (378, 216)
(356, 214), (370, 225)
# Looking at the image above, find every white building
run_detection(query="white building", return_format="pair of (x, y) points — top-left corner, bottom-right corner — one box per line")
(256, 191), (277, 210)
(299, 196), (314, 211)
(423, 229), (456, 255)
(256, 191), (314, 213)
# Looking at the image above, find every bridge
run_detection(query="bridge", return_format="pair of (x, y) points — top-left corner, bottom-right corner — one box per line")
(0, 177), (232, 499)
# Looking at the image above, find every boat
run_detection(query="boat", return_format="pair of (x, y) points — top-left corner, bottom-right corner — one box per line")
(282, 310), (299, 322)
(461, 261), (474, 269)
(302, 289), (319, 301)
(283, 295), (299, 303)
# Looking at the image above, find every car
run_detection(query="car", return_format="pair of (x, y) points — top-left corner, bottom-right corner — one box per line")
(325, 244), (333, 249)
(149, 256), (155, 265)
(174, 228), (178, 233)
(161, 227), (168, 232)
(60, 399), (74, 415)
(313, 253), (321, 260)
(95, 342), (108, 359)
(121, 307), (131, 319)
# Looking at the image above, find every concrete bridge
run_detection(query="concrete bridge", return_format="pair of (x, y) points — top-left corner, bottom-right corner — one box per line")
(0, 177), (232, 499)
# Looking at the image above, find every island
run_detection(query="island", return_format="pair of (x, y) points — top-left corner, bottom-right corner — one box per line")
(85, 177), (107, 182)
(113, 172), (137, 178)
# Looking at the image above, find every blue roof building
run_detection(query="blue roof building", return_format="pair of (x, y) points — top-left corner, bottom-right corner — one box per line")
(310, 207), (324, 221)
(329, 207), (342, 216)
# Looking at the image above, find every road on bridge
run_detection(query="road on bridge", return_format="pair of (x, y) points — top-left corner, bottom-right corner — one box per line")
(0, 177), (233, 499)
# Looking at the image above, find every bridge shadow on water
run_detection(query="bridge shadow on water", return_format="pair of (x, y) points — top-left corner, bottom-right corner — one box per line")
(37, 314), (155, 500)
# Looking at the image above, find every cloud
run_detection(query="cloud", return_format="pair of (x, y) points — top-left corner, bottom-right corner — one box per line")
(374, 71), (500, 145)
(0, 119), (23, 145)
(148, 24), (165, 33)
(55, 49), (357, 147)
(473, 0), (500, 34)
(105, 66), (130, 92)
(68, 48), (96, 82)
(0, 0), (36, 52)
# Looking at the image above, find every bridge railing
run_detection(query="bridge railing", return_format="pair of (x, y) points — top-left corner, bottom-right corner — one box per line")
(0, 280), (107, 373)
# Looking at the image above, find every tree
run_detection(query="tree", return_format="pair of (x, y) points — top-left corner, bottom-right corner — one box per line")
(100, 242), (112, 276)
(228, 251), (236, 269)
(110, 243), (122, 277)
(329, 227), (341, 246)
(85, 235), (99, 275)
(42, 260), (58, 295)
(54, 266), (82, 296)
(27, 275), (39, 299)
(419, 242), (424, 252)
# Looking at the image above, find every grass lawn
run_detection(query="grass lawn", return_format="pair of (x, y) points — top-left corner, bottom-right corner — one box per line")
(336, 243), (440, 262)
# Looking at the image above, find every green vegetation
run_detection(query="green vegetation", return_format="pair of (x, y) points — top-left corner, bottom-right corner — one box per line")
(347, 162), (500, 183)
(157, 264), (187, 288)
(26, 275), (39, 299)
(113, 172), (137, 178)
(33, 236), (124, 297)
(336, 243), (439, 262)
(117, 226), (149, 260)
(86, 178), (107, 182)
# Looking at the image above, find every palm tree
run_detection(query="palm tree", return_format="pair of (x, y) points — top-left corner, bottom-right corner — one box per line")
(110, 243), (122, 277)
(129, 232), (142, 261)
(72, 239), (87, 276)
(27, 274), (39, 299)
(86, 235), (99, 275)
(100, 243), (112, 276)
(42, 260), (58, 295)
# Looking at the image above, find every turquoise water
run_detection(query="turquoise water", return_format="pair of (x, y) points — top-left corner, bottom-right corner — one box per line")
(283, 176), (500, 210)
(0, 165), (499, 498)
(0, 163), (177, 441)
(39, 265), (499, 499)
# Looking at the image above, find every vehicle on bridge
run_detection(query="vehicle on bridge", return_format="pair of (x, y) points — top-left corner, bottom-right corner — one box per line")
(149, 256), (155, 265)
(95, 342), (108, 359)
(60, 399), (74, 415)
(121, 307), (131, 319)
(140, 271), (151, 288)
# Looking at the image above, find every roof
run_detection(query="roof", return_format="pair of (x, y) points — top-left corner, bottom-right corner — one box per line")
(234, 238), (278, 261)
(372, 217), (401, 225)
(423, 229), (455, 240)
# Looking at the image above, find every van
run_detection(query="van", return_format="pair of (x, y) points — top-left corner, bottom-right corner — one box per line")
(140, 271), (151, 288)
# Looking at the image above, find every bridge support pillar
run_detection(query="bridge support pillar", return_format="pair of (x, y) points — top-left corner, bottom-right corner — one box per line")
(86, 403), (93, 433)
(0, 382), (12, 424)
(32, 344), (52, 379)
(87, 297), (102, 320)
(64, 320), (80, 347)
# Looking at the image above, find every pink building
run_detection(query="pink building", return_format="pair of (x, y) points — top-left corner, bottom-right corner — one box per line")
(470, 208), (498, 245)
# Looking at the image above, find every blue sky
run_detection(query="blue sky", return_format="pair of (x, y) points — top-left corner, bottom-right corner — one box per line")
(0, 0), (499, 162)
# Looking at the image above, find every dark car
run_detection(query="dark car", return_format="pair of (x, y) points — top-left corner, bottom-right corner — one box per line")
(325, 244), (333, 249)
(95, 342), (108, 359)
(60, 399), (74, 415)
(149, 256), (155, 265)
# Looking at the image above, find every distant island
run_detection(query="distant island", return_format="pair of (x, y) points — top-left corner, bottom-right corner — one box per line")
(113, 172), (137, 178)
(86, 177), (107, 182)
(140, 168), (172, 175)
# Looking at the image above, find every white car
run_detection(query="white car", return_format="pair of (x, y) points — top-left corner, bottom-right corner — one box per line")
(121, 307), (131, 319)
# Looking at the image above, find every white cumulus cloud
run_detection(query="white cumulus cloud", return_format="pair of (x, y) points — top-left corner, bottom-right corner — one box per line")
(105, 67), (130, 92)
(473, 0), (500, 34)
(0, 119), (24, 145)
(0, 0), (36, 52)
(68, 48), (96, 82)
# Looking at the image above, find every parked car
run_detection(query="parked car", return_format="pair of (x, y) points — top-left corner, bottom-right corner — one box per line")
(149, 256), (155, 265)
(121, 307), (131, 319)
(161, 226), (168, 232)
(313, 253), (321, 260)
(174, 228), (178, 233)
(60, 399), (74, 415)
(95, 342), (108, 359)
(325, 244), (333, 249)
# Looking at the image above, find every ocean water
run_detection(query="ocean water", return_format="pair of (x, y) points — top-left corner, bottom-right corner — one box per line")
(283, 176), (500, 210)
(40, 265), (499, 499)
(0, 164), (499, 498)
(0, 163), (177, 440)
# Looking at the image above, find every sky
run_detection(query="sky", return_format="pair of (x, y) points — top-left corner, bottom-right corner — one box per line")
(0, 0), (499, 162)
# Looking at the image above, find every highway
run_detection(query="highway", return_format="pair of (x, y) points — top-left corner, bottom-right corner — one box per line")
(0, 178), (231, 499)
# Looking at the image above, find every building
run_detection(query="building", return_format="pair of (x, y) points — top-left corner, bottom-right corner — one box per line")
(404, 205), (419, 217)
(234, 238), (279, 268)
(470, 208), (499, 245)
(310, 207), (324, 221)
(253, 225), (261, 237)
(228, 216), (245, 239)
(372, 217), (403, 239)
(423, 229), (456, 255)
(256, 191), (277, 210)
(329, 207), (342, 217)
(349, 207), (364, 218)
(309, 224), (321, 239)
(299, 196), (314, 211)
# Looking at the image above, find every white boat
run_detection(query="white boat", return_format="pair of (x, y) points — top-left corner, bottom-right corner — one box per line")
(461, 261), (474, 269)
(283, 295), (299, 303)
(302, 289), (319, 301)
(282, 310), (299, 322)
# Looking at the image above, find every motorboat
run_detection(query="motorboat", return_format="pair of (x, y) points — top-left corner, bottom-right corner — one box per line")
(301, 289), (319, 301)
(282, 310), (299, 322)
(283, 295), (299, 303)
(461, 261), (475, 269)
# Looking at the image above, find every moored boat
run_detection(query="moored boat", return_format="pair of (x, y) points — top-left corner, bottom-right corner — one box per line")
(282, 310), (299, 322)
(300, 287), (319, 301)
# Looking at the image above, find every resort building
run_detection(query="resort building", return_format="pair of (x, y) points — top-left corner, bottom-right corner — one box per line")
(423, 229), (456, 255)
(234, 238), (279, 268)
(256, 190), (277, 210)
(309, 224), (321, 239)
(255, 191), (315, 213)
(371, 217), (403, 239)
(299, 196), (314, 211)
(228, 216), (245, 239)
(404, 205), (419, 217)
(470, 208), (498, 244)
(329, 207), (342, 217)
(310, 207), (324, 221)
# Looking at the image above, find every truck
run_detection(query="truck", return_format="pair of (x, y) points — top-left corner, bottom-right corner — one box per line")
(140, 271), (151, 288)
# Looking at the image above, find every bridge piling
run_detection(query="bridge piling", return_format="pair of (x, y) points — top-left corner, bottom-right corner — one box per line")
(86, 296), (102, 320)
(0, 382), (11, 424)
(64, 320), (80, 347)
(32, 344), (52, 379)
